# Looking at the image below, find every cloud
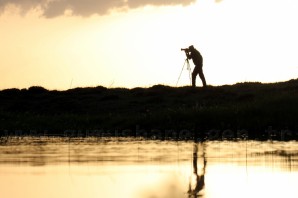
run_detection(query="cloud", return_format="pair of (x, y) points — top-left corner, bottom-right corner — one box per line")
(0, 0), (46, 13)
(44, 0), (126, 17)
(127, 0), (195, 8)
(0, 0), (196, 17)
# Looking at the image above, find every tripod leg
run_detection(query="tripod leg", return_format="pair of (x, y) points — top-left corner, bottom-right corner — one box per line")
(187, 61), (192, 86)
(176, 59), (188, 86)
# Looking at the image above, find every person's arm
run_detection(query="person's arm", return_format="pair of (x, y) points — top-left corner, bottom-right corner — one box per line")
(185, 50), (192, 60)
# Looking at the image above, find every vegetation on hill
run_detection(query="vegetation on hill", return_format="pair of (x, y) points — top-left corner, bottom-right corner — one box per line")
(1, 79), (298, 140)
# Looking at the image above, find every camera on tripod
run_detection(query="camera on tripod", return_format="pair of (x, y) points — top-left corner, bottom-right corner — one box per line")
(176, 47), (192, 86)
(181, 48), (189, 52)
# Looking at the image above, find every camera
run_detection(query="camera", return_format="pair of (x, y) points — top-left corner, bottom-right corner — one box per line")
(181, 48), (189, 52)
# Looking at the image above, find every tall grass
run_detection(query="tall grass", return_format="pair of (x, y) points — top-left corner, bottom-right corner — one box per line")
(0, 79), (298, 139)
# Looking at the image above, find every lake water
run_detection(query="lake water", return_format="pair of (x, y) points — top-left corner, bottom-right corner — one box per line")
(0, 137), (297, 198)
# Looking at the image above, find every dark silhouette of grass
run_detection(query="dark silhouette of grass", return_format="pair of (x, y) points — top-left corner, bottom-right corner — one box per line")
(0, 79), (298, 140)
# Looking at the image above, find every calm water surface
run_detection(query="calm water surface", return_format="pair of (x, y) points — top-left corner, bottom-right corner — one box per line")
(0, 137), (298, 198)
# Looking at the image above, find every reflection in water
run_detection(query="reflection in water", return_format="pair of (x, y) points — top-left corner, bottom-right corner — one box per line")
(188, 143), (206, 197)
(0, 137), (298, 198)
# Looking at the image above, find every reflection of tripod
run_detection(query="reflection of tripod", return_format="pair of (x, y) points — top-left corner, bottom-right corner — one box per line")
(176, 58), (192, 86)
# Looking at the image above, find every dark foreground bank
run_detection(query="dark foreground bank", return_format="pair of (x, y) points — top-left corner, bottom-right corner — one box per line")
(1, 79), (298, 140)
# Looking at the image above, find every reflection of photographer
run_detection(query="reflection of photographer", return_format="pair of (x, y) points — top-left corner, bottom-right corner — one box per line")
(181, 45), (207, 87)
(188, 143), (206, 197)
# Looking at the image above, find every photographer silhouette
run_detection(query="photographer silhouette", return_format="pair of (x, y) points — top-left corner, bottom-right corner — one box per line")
(182, 45), (207, 87)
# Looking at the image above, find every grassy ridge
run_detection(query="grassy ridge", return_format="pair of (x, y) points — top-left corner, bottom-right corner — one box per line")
(1, 79), (298, 139)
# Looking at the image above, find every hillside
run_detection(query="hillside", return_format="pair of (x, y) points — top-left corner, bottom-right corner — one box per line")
(1, 79), (298, 140)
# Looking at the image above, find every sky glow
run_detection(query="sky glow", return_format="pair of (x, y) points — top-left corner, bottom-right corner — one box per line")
(0, 0), (297, 89)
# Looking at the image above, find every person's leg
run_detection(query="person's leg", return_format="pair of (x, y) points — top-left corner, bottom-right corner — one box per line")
(198, 68), (207, 87)
(192, 69), (198, 87)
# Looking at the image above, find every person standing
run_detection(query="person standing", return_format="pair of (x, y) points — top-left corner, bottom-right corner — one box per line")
(184, 45), (207, 87)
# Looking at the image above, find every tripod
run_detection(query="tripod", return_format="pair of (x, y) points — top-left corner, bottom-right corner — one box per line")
(176, 58), (192, 86)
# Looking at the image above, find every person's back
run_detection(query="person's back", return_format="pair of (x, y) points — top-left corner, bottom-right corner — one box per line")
(189, 47), (203, 68)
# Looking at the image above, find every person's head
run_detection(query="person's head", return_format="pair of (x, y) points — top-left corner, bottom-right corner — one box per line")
(188, 45), (195, 52)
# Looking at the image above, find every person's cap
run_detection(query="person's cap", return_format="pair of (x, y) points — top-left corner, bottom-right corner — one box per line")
(189, 45), (194, 50)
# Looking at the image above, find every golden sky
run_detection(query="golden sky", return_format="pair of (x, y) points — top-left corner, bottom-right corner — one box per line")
(0, 0), (298, 90)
